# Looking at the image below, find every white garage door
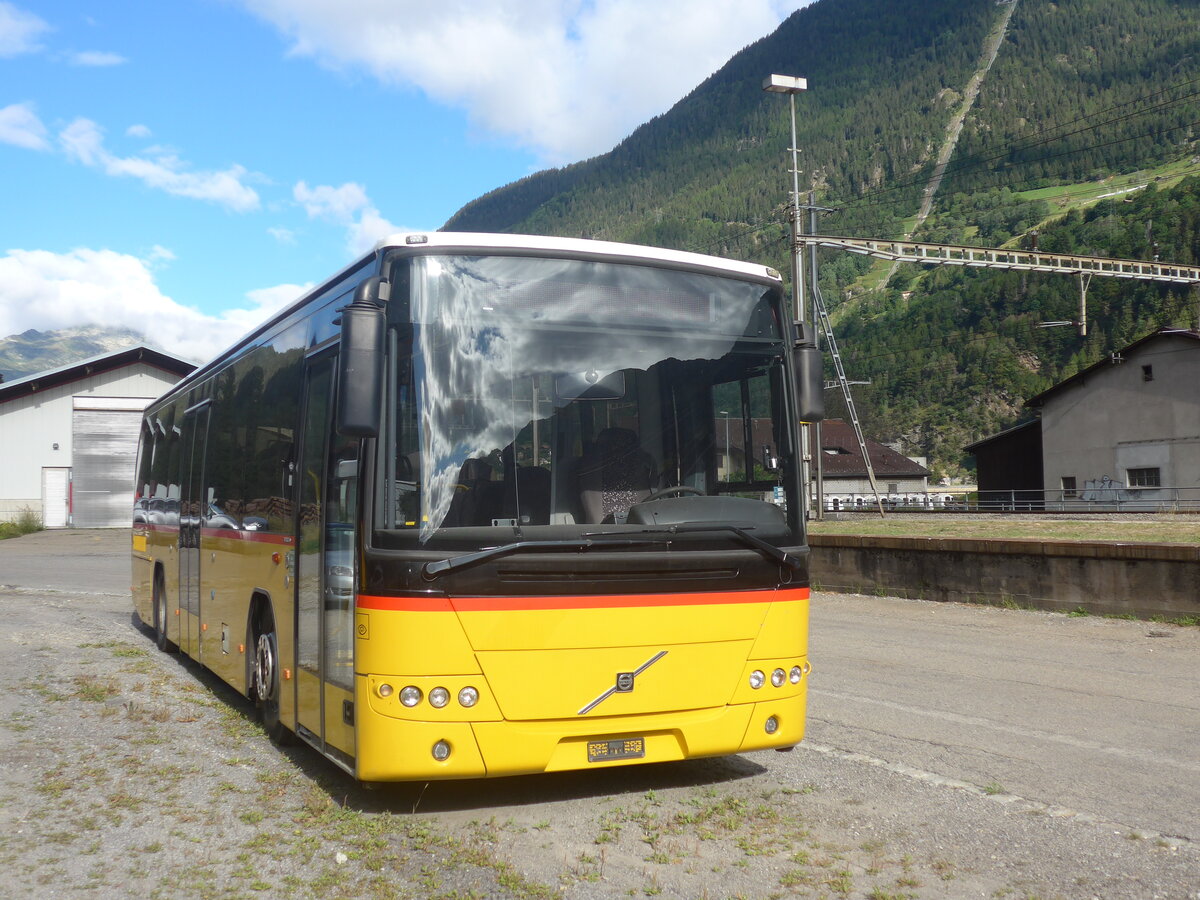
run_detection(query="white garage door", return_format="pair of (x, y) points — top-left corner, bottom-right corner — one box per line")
(72, 397), (148, 528)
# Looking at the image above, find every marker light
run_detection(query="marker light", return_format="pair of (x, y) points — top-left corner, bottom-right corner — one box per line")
(432, 740), (452, 761)
(764, 716), (780, 734)
(400, 686), (422, 707)
(771, 668), (787, 688)
(789, 666), (803, 684)
(429, 687), (450, 708)
(377, 683), (394, 698)
(458, 686), (479, 708)
(749, 670), (765, 689)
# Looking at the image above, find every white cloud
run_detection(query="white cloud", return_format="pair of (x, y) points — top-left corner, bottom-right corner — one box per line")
(0, 2), (48, 58)
(267, 226), (296, 244)
(236, 0), (812, 164)
(126, 123), (152, 138)
(0, 101), (49, 151)
(0, 246), (308, 362)
(59, 117), (262, 212)
(68, 50), (127, 66)
(294, 180), (398, 255)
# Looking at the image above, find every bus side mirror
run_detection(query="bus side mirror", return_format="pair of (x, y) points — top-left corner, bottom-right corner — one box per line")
(337, 277), (388, 437)
(793, 323), (825, 423)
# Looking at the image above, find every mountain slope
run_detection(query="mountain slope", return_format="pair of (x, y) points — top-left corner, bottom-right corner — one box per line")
(442, 0), (1200, 474)
(0, 327), (148, 383)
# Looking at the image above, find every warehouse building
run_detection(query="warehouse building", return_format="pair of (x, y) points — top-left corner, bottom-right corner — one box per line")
(0, 346), (195, 527)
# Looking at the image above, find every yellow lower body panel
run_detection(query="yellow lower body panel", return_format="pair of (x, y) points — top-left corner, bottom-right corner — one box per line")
(354, 676), (806, 781)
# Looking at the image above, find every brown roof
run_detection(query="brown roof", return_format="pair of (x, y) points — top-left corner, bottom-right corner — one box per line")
(809, 420), (930, 478)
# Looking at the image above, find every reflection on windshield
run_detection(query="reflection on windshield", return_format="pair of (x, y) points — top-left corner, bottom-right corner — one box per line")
(380, 254), (793, 544)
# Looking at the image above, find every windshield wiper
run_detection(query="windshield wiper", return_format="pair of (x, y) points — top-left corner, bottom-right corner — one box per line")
(421, 537), (660, 581)
(599, 523), (802, 571)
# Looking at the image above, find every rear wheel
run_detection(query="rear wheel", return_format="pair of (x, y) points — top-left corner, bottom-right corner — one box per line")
(153, 572), (174, 653)
(252, 607), (290, 745)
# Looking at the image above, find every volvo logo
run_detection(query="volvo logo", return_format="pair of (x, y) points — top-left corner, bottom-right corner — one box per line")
(578, 651), (667, 715)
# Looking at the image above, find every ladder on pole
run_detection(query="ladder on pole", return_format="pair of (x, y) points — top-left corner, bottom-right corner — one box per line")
(810, 278), (886, 516)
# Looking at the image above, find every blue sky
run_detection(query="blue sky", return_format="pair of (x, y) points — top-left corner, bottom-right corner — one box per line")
(1, 0), (811, 361)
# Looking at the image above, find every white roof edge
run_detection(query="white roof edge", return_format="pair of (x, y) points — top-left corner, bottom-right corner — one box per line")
(371, 232), (781, 281)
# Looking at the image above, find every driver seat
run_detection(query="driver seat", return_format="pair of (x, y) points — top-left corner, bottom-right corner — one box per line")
(578, 427), (655, 523)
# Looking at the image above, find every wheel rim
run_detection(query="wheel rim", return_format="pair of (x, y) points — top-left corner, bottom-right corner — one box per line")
(254, 633), (276, 702)
(156, 587), (167, 638)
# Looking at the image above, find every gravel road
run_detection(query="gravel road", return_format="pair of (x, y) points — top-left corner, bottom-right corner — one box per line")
(1, 528), (1197, 899)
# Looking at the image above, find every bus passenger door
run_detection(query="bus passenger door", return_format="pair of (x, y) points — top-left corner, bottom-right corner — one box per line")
(295, 355), (358, 767)
(179, 403), (210, 660)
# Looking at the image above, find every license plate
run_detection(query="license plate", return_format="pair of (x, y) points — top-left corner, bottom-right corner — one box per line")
(587, 737), (646, 763)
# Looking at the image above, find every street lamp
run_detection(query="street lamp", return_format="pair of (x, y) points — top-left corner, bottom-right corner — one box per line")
(762, 74), (808, 326)
(764, 73), (812, 516)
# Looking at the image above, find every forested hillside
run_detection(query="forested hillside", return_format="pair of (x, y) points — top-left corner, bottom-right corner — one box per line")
(444, 0), (1200, 476)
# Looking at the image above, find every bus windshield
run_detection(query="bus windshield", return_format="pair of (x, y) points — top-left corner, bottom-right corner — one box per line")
(377, 253), (797, 546)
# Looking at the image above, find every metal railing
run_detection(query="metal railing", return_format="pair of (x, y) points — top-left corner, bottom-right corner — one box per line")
(819, 486), (1200, 513)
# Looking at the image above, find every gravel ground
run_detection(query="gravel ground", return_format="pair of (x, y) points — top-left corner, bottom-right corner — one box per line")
(1, 530), (1197, 899)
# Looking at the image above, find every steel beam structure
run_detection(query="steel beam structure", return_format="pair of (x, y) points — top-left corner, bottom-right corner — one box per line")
(797, 235), (1200, 284)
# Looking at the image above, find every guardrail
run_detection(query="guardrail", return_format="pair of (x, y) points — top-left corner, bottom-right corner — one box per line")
(819, 486), (1200, 513)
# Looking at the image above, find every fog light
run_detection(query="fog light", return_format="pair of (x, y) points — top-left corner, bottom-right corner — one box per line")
(400, 686), (422, 707)
(377, 682), (394, 698)
(764, 716), (779, 734)
(789, 666), (803, 684)
(458, 686), (479, 708)
(771, 668), (786, 688)
(749, 670), (765, 689)
(432, 740), (451, 761)
(429, 687), (450, 708)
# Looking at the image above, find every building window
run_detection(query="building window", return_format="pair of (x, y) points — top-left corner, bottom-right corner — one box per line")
(887, 483), (898, 493)
(1127, 467), (1161, 488)
(1142, 365), (1154, 382)
(1061, 476), (1077, 499)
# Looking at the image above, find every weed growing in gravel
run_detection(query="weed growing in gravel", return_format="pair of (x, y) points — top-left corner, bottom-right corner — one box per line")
(71, 674), (119, 702)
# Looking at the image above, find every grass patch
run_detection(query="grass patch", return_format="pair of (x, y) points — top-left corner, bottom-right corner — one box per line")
(809, 515), (1200, 545)
(0, 507), (42, 540)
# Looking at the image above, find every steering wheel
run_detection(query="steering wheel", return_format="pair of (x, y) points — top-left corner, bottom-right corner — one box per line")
(643, 485), (705, 501)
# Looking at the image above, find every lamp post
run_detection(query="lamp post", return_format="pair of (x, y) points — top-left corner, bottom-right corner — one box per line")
(763, 73), (812, 517)
(719, 411), (731, 481)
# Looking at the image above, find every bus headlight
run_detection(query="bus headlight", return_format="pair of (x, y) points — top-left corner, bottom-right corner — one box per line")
(376, 682), (394, 698)
(458, 686), (479, 708)
(429, 687), (450, 708)
(771, 668), (786, 688)
(400, 686), (422, 707)
(790, 666), (803, 684)
(749, 670), (765, 689)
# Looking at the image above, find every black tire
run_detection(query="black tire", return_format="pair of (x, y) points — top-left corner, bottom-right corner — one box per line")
(252, 607), (291, 745)
(153, 572), (175, 653)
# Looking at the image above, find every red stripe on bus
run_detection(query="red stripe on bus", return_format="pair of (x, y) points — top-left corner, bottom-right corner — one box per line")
(356, 587), (809, 613)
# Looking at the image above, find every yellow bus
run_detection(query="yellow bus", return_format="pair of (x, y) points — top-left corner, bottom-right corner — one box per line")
(132, 232), (825, 781)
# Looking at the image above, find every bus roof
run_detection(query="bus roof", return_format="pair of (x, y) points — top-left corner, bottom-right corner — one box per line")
(372, 232), (783, 284)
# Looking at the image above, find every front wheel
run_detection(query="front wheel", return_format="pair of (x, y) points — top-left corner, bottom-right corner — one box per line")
(252, 610), (291, 745)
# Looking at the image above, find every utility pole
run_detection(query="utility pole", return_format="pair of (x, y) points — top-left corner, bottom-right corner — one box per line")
(763, 74), (812, 518)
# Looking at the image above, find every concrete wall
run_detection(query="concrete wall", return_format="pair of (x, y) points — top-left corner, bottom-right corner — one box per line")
(809, 533), (1200, 620)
